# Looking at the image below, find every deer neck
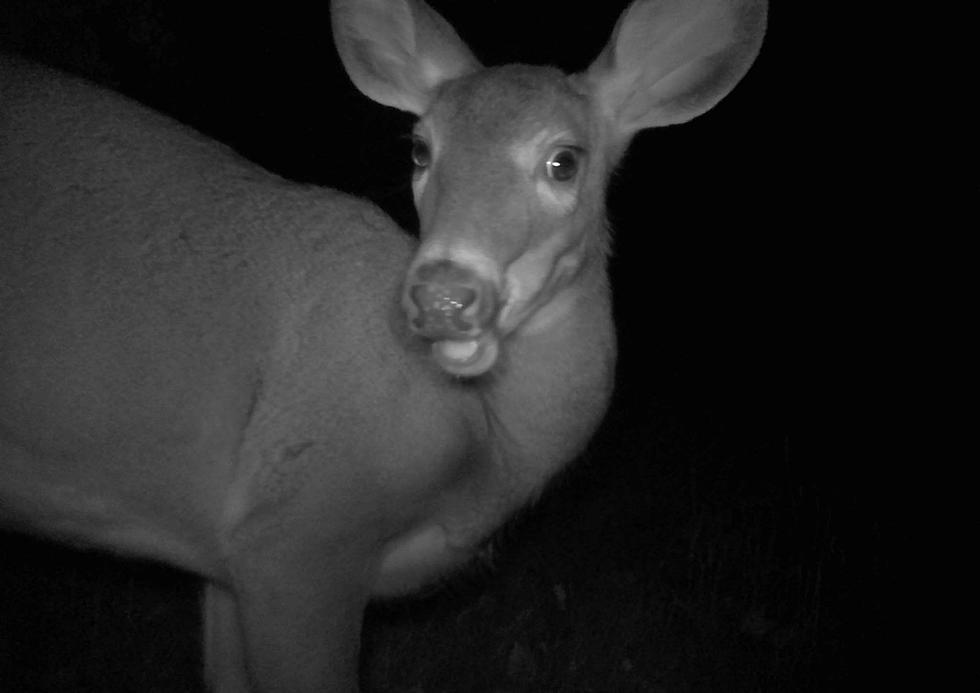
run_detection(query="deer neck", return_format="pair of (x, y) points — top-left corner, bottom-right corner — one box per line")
(435, 247), (614, 543)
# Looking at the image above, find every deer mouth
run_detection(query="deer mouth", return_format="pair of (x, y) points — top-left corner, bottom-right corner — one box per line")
(429, 334), (500, 377)
(404, 259), (502, 377)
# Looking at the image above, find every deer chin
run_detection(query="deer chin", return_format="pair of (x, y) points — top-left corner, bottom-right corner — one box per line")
(431, 332), (499, 377)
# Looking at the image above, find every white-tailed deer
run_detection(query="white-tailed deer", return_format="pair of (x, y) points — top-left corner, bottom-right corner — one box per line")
(0, 0), (766, 690)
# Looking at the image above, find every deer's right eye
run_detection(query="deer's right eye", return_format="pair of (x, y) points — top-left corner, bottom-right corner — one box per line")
(411, 137), (431, 169)
(545, 147), (581, 183)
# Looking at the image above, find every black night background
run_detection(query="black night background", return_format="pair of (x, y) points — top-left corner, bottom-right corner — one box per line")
(1, 2), (876, 691)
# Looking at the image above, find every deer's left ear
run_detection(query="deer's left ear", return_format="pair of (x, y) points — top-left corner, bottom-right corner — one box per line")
(582, 0), (767, 140)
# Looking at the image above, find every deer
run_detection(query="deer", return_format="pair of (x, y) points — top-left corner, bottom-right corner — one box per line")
(0, 0), (767, 690)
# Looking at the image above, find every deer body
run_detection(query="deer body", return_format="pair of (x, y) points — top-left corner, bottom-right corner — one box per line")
(1, 1), (765, 690)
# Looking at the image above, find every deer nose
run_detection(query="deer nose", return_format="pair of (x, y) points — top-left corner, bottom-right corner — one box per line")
(406, 260), (497, 340)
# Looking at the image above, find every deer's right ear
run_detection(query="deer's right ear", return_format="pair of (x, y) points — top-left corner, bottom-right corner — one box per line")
(332, 0), (481, 115)
(583, 0), (766, 141)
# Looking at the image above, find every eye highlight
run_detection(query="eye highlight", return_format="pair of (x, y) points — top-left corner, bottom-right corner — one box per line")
(545, 147), (582, 183)
(411, 136), (431, 170)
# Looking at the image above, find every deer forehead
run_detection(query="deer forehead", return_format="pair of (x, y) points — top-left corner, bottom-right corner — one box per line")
(422, 65), (593, 160)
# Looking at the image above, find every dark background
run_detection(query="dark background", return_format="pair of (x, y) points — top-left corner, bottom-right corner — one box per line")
(1, 1), (876, 691)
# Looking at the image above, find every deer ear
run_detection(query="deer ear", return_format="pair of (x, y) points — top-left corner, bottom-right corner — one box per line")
(583, 0), (766, 139)
(332, 0), (482, 115)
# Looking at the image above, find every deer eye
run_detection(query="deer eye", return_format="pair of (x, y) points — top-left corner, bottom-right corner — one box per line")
(545, 147), (582, 183)
(411, 137), (431, 169)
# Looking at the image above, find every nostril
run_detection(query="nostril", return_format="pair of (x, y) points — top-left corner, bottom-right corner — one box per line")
(448, 285), (477, 311)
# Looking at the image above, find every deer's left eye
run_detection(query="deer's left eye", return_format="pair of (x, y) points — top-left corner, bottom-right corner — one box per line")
(411, 137), (431, 169)
(545, 147), (582, 183)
